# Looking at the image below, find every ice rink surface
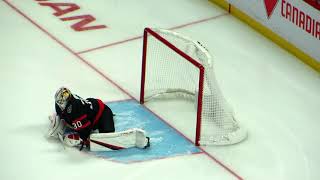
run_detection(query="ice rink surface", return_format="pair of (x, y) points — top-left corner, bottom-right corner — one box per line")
(1, 0), (320, 180)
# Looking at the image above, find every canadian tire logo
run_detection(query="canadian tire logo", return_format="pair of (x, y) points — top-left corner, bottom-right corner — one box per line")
(264, 0), (279, 18)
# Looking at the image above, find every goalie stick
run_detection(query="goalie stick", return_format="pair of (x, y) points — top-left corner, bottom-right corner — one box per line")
(90, 139), (125, 150)
(48, 115), (150, 151)
(57, 129), (150, 151)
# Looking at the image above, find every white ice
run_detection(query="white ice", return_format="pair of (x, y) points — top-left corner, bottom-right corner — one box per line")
(1, 0), (320, 180)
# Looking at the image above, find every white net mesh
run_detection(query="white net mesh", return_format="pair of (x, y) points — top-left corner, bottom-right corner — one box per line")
(141, 28), (247, 145)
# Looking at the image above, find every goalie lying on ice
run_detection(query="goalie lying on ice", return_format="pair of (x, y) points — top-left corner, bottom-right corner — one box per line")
(47, 87), (150, 151)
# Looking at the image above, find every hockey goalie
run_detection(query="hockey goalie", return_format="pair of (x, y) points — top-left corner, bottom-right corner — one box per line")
(46, 87), (150, 151)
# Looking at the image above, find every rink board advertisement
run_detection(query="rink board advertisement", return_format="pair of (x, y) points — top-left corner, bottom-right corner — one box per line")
(227, 0), (320, 63)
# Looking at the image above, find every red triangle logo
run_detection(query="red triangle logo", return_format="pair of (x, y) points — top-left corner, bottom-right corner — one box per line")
(264, 0), (279, 18)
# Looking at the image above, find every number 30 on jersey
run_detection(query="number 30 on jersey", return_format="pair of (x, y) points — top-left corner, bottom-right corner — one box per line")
(72, 121), (83, 129)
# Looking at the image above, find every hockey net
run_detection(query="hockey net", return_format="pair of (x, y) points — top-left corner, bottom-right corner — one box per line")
(140, 28), (247, 146)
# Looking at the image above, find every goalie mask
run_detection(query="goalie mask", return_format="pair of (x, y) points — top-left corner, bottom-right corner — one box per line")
(55, 87), (71, 111)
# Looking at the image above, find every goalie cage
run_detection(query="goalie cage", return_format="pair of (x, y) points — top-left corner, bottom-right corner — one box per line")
(140, 28), (247, 146)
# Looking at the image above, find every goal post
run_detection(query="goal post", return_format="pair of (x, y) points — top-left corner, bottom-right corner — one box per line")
(140, 27), (247, 146)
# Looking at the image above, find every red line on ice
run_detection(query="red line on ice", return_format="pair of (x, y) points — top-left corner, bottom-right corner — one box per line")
(76, 13), (228, 55)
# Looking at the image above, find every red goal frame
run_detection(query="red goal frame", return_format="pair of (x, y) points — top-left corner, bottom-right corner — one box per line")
(139, 27), (205, 146)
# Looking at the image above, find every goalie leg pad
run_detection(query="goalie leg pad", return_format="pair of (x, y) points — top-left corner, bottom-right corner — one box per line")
(89, 128), (150, 151)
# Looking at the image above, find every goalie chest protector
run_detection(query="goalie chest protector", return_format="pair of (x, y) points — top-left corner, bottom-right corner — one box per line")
(55, 95), (105, 131)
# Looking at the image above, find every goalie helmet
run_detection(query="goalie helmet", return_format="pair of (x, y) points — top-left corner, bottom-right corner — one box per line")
(55, 87), (72, 111)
